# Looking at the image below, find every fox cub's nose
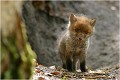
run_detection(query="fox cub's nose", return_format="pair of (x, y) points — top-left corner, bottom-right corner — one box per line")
(77, 37), (82, 40)
(79, 38), (82, 40)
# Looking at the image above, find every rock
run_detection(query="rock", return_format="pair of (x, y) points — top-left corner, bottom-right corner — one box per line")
(22, 1), (119, 69)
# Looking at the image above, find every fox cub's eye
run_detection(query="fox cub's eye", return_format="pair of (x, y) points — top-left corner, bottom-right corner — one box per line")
(75, 29), (79, 32)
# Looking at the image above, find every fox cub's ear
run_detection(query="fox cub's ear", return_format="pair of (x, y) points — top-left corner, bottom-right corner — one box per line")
(90, 18), (96, 26)
(70, 14), (77, 23)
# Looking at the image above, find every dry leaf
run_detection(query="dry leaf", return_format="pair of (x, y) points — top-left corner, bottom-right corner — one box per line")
(39, 77), (45, 80)
(51, 71), (60, 75)
(36, 69), (41, 73)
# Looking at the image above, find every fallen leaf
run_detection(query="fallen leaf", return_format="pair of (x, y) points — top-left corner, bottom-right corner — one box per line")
(51, 71), (60, 75)
(36, 69), (41, 73)
(49, 65), (56, 69)
(39, 77), (45, 80)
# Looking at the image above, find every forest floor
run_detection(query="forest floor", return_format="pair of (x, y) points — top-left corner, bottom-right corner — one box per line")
(32, 61), (120, 80)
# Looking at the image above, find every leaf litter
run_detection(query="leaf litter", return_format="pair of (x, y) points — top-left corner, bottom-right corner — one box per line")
(32, 60), (119, 80)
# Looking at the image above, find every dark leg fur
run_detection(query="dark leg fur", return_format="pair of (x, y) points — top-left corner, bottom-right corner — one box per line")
(72, 58), (77, 71)
(66, 58), (73, 71)
(63, 63), (67, 69)
(80, 60), (86, 72)
(72, 64), (76, 71)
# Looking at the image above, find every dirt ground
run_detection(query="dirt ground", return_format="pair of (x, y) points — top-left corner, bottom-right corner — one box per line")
(22, 1), (119, 70)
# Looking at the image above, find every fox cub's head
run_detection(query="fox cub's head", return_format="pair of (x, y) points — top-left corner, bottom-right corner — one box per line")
(69, 14), (96, 41)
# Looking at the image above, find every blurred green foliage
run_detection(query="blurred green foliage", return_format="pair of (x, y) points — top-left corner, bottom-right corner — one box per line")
(1, 9), (36, 79)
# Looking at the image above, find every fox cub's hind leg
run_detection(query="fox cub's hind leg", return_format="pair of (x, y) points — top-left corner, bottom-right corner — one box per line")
(63, 63), (67, 69)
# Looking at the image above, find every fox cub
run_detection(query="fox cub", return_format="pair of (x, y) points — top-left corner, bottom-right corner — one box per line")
(58, 14), (96, 72)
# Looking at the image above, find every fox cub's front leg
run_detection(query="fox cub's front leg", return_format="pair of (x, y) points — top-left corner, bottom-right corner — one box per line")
(80, 60), (87, 72)
(66, 58), (73, 71)
(80, 55), (88, 72)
